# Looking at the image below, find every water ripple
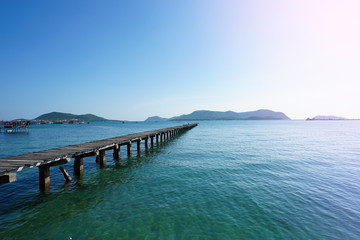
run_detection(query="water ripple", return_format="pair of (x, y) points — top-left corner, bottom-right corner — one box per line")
(1, 121), (360, 239)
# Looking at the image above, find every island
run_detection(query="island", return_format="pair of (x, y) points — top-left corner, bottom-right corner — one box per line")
(33, 112), (114, 124)
(306, 115), (358, 120)
(145, 109), (290, 121)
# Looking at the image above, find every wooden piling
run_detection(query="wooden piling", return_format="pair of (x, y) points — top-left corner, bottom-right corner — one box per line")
(0, 173), (16, 184)
(59, 167), (72, 181)
(144, 137), (148, 149)
(98, 150), (105, 167)
(39, 165), (50, 191)
(137, 139), (141, 154)
(127, 141), (132, 156)
(113, 144), (121, 159)
(74, 157), (83, 177)
(38, 158), (70, 191)
(151, 136), (154, 146)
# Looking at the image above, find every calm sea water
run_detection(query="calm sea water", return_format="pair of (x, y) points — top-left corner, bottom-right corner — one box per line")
(0, 121), (359, 239)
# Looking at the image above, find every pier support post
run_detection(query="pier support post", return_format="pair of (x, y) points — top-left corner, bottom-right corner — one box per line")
(0, 173), (17, 184)
(74, 157), (83, 177)
(39, 165), (50, 191)
(144, 138), (148, 149)
(113, 144), (121, 159)
(137, 139), (141, 154)
(99, 150), (105, 167)
(150, 136), (154, 146)
(156, 134), (159, 144)
(59, 167), (72, 181)
(127, 141), (132, 156)
(38, 158), (70, 191)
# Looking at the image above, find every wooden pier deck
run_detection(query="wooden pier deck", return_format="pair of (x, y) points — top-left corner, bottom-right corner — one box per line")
(0, 123), (198, 190)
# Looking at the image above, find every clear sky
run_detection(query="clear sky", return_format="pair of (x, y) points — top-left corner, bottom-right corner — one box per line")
(1, 0), (359, 121)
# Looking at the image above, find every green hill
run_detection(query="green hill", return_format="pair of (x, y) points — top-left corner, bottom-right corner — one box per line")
(145, 116), (169, 121)
(35, 112), (111, 122)
(170, 109), (290, 120)
(145, 109), (290, 121)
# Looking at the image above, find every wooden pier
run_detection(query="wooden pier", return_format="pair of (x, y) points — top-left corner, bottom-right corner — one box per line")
(0, 123), (198, 190)
(1, 120), (30, 133)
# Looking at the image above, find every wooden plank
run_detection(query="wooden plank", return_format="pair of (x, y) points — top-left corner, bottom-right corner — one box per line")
(0, 161), (41, 167)
(0, 166), (17, 171)
(39, 158), (70, 168)
(72, 150), (98, 158)
(98, 144), (117, 151)
(4, 154), (57, 161)
(0, 159), (43, 162)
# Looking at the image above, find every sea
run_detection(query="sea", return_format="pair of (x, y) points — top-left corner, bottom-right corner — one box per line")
(0, 120), (359, 240)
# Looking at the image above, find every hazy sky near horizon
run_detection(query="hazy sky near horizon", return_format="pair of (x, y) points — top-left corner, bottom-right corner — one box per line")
(1, 0), (360, 120)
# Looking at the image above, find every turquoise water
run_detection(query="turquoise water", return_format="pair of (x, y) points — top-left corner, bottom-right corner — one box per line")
(0, 121), (359, 239)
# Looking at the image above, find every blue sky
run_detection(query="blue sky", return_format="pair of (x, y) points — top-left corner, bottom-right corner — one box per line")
(1, 0), (360, 120)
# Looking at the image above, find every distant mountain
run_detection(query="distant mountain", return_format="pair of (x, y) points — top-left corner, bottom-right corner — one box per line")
(35, 112), (111, 122)
(307, 115), (347, 120)
(145, 109), (290, 121)
(145, 116), (169, 121)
